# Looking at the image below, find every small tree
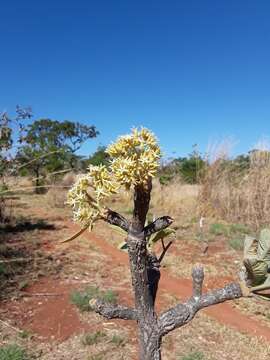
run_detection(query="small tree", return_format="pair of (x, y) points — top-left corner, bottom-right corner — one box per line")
(17, 119), (98, 192)
(67, 128), (243, 360)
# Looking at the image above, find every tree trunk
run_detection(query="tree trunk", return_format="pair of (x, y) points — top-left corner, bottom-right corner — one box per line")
(138, 323), (162, 360)
(91, 181), (243, 360)
(127, 180), (162, 360)
(35, 167), (41, 194)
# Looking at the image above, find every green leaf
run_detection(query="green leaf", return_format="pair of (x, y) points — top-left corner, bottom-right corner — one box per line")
(150, 228), (176, 244)
(118, 241), (128, 252)
(109, 224), (127, 236)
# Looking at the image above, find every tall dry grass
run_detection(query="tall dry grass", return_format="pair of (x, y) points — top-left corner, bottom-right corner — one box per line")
(199, 145), (270, 230)
(108, 178), (199, 227)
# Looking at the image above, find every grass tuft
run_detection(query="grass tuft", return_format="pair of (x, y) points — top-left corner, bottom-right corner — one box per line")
(229, 237), (244, 251)
(209, 223), (229, 236)
(81, 331), (107, 346)
(70, 286), (118, 312)
(0, 344), (29, 360)
(179, 351), (206, 360)
(110, 334), (126, 347)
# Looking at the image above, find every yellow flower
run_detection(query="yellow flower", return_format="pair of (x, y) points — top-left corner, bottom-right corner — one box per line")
(67, 165), (119, 228)
(107, 127), (161, 188)
(67, 128), (161, 230)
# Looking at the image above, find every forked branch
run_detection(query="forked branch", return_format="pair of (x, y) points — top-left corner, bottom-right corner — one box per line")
(158, 266), (242, 336)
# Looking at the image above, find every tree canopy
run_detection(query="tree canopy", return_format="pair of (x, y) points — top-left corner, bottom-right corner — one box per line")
(17, 118), (99, 191)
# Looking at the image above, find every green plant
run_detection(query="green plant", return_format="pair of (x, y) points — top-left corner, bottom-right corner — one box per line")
(229, 237), (244, 251)
(70, 286), (117, 312)
(18, 330), (31, 339)
(110, 334), (126, 346)
(209, 223), (229, 236)
(81, 331), (107, 346)
(180, 351), (205, 360)
(0, 344), (29, 360)
(229, 223), (249, 234)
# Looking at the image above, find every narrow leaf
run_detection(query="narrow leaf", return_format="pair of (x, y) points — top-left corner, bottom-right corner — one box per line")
(61, 226), (88, 243)
(118, 241), (128, 252)
(150, 228), (176, 244)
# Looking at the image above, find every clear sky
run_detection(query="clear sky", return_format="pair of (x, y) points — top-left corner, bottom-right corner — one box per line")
(1, 0), (270, 159)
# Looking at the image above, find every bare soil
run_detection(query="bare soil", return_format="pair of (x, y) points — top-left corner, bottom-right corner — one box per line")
(1, 194), (270, 359)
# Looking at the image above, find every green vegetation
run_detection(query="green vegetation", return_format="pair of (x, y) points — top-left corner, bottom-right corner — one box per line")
(209, 223), (229, 237)
(81, 331), (107, 346)
(70, 286), (118, 312)
(179, 351), (206, 360)
(0, 344), (29, 360)
(210, 222), (250, 238)
(87, 146), (110, 167)
(16, 118), (98, 192)
(18, 330), (32, 340)
(159, 147), (206, 185)
(110, 334), (126, 347)
(229, 237), (244, 251)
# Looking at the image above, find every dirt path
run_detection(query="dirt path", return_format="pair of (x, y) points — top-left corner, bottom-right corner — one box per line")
(67, 223), (270, 342)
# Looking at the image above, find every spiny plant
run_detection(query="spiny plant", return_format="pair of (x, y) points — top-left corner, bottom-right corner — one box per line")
(66, 128), (243, 360)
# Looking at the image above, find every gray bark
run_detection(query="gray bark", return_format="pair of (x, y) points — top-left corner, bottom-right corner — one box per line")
(91, 180), (243, 359)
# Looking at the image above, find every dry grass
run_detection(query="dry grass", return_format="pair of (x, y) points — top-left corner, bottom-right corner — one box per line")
(46, 187), (68, 208)
(107, 178), (200, 229)
(199, 147), (270, 230)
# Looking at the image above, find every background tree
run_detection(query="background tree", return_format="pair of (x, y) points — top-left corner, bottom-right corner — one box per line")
(17, 119), (98, 192)
(87, 145), (110, 167)
(66, 128), (243, 360)
(0, 106), (32, 221)
(158, 146), (206, 185)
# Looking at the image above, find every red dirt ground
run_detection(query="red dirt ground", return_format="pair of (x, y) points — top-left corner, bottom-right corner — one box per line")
(1, 220), (270, 344)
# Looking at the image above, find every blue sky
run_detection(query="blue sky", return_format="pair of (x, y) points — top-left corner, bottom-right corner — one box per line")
(1, 0), (270, 159)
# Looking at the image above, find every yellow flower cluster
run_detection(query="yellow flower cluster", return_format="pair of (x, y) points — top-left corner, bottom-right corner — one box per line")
(107, 128), (161, 189)
(66, 165), (118, 228)
(67, 128), (161, 228)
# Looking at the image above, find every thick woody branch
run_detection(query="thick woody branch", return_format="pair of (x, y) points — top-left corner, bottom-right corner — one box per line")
(144, 216), (174, 237)
(103, 208), (129, 232)
(192, 265), (204, 299)
(90, 299), (138, 320)
(158, 266), (242, 336)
